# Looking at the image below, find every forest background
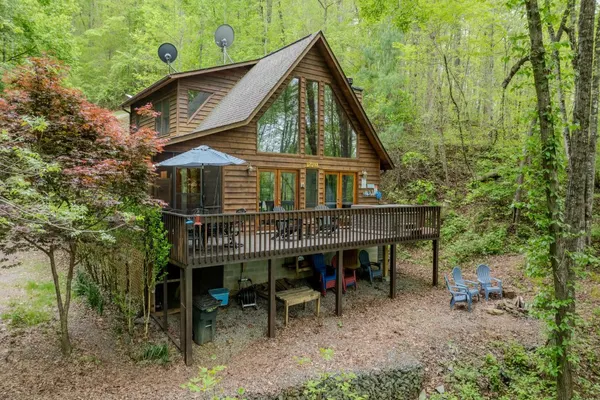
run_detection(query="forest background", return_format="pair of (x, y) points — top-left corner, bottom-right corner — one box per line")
(2, 0), (600, 398)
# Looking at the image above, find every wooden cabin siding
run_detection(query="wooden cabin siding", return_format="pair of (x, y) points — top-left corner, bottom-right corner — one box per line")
(164, 45), (382, 213)
(175, 67), (251, 137)
(131, 83), (178, 137)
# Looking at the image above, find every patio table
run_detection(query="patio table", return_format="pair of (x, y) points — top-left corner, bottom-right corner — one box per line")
(276, 286), (320, 327)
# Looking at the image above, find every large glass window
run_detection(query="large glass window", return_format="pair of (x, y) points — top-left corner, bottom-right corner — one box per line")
(305, 169), (318, 208)
(175, 166), (221, 213)
(188, 90), (212, 119)
(259, 171), (276, 211)
(324, 172), (356, 208)
(257, 78), (300, 154)
(325, 174), (338, 209)
(305, 80), (319, 155)
(324, 84), (357, 158)
(155, 98), (170, 135)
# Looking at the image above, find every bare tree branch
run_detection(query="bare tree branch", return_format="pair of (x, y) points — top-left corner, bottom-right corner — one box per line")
(502, 56), (530, 89)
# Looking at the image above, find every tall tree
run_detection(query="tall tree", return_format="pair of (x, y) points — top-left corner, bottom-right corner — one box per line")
(522, 0), (597, 398)
(0, 58), (164, 355)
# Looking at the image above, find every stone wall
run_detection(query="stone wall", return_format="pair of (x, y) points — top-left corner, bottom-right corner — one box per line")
(247, 354), (423, 400)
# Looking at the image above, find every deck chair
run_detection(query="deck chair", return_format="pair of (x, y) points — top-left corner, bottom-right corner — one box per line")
(452, 266), (480, 302)
(476, 264), (503, 300)
(332, 254), (357, 293)
(225, 208), (246, 248)
(312, 253), (336, 296)
(271, 206), (300, 240)
(445, 275), (472, 311)
(359, 250), (383, 284)
(315, 205), (338, 236)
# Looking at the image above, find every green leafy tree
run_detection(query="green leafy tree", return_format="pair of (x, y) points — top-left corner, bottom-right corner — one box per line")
(0, 57), (165, 355)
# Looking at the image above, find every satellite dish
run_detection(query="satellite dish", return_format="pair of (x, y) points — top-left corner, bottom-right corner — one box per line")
(215, 24), (235, 48)
(158, 43), (178, 64)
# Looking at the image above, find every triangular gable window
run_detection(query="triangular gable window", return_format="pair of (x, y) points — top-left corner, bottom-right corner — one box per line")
(188, 90), (213, 119)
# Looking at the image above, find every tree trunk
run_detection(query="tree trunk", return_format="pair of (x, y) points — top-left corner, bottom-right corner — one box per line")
(48, 245), (76, 356)
(512, 116), (537, 230)
(524, 2), (574, 400)
(584, 18), (600, 245)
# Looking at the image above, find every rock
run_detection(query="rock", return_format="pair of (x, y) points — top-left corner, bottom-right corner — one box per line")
(486, 308), (505, 316)
(436, 385), (445, 394)
(419, 389), (427, 400)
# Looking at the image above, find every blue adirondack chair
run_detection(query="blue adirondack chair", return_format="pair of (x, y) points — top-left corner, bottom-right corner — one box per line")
(359, 250), (383, 284)
(445, 275), (472, 311)
(312, 253), (336, 296)
(476, 264), (503, 300)
(452, 266), (480, 302)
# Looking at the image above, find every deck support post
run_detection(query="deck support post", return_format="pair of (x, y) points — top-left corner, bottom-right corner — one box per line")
(179, 267), (185, 360)
(268, 259), (276, 338)
(163, 271), (168, 329)
(432, 239), (439, 286)
(390, 244), (397, 299)
(335, 250), (343, 316)
(183, 266), (193, 365)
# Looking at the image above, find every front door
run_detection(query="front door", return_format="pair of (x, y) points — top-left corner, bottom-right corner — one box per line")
(324, 172), (356, 208)
(258, 169), (298, 211)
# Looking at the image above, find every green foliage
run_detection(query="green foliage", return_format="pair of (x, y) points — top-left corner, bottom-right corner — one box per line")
(1, 280), (54, 327)
(294, 356), (312, 366)
(431, 343), (555, 400)
(407, 180), (437, 205)
(74, 270), (104, 315)
(181, 365), (227, 393)
(319, 347), (335, 361)
(303, 372), (366, 400)
(140, 343), (170, 364)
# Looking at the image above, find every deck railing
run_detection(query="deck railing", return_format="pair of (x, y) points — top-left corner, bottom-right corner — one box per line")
(162, 205), (441, 268)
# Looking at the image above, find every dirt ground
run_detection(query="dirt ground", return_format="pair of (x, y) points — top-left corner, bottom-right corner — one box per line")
(0, 250), (543, 399)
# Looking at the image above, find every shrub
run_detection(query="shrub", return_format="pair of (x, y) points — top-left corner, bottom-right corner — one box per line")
(444, 224), (508, 264)
(140, 343), (170, 364)
(74, 270), (104, 315)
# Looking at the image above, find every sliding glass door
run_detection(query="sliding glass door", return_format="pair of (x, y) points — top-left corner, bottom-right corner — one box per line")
(324, 172), (356, 208)
(258, 169), (298, 211)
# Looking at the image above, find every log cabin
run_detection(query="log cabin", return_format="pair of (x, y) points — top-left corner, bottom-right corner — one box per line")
(122, 31), (441, 364)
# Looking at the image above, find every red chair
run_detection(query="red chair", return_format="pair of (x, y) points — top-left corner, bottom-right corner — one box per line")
(332, 254), (357, 293)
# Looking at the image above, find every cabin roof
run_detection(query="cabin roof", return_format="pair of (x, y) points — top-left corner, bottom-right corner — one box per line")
(125, 32), (394, 170)
(191, 33), (317, 135)
(120, 60), (259, 108)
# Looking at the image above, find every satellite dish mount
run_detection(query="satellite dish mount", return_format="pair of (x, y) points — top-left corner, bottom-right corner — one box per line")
(158, 43), (179, 75)
(215, 24), (235, 64)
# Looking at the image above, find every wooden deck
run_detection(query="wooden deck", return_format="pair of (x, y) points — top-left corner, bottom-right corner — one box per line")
(162, 205), (441, 268)
(161, 205), (441, 366)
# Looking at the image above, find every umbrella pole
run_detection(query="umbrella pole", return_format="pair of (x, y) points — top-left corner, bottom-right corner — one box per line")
(172, 166), (177, 210)
(200, 165), (204, 214)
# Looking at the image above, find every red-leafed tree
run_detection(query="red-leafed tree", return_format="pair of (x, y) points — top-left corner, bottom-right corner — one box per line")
(0, 58), (165, 355)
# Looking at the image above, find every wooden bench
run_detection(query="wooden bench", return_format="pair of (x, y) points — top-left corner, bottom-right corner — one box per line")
(276, 286), (320, 327)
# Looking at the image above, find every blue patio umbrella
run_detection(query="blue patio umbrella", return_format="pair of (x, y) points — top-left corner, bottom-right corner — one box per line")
(157, 145), (246, 168)
(157, 145), (246, 212)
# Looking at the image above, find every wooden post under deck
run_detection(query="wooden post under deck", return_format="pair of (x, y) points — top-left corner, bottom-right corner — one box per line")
(184, 266), (193, 365)
(179, 267), (186, 363)
(383, 245), (390, 277)
(390, 244), (397, 299)
(432, 239), (439, 286)
(162, 272), (168, 329)
(335, 250), (343, 316)
(268, 259), (276, 338)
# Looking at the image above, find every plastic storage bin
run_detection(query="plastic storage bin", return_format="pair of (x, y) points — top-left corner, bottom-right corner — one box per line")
(208, 288), (229, 306)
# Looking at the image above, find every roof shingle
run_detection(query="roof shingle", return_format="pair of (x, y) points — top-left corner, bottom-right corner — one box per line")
(191, 33), (317, 134)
